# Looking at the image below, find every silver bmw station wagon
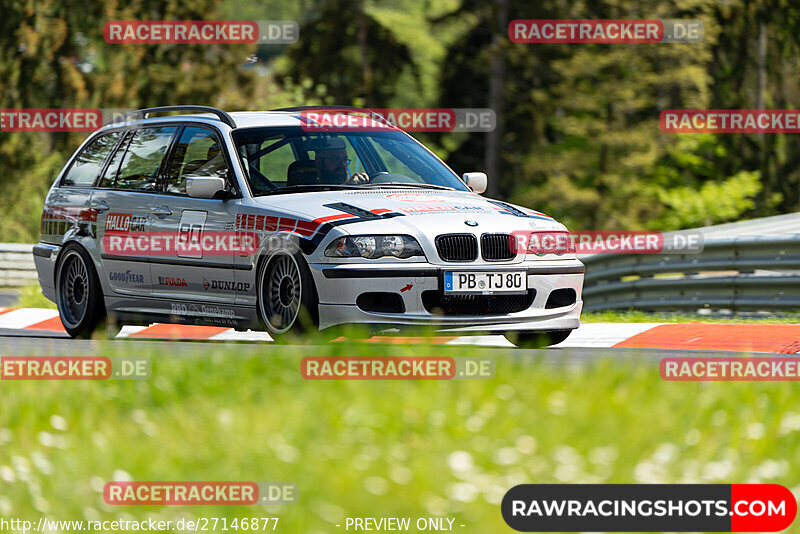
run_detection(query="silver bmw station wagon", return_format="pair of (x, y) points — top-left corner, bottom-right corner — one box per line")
(34, 106), (584, 346)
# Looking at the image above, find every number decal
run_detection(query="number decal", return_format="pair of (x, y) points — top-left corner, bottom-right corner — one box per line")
(177, 210), (208, 259)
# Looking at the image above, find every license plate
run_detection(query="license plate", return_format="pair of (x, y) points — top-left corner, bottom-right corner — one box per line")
(443, 271), (527, 294)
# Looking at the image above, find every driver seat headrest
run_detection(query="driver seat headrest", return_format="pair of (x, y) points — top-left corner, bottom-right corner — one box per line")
(287, 160), (318, 187)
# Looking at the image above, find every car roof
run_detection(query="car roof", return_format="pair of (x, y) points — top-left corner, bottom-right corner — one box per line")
(97, 107), (382, 133)
(229, 111), (307, 129)
(98, 111), (306, 132)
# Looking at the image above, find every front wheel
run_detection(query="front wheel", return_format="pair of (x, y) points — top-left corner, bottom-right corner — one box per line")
(505, 329), (573, 348)
(257, 250), (319, 340)
(55, 244), (106, 338)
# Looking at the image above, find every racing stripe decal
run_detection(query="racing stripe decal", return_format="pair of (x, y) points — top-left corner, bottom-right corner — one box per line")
(234, 212), (358, 249)
(278, 218), (297, 232)
(314, 213), (358, 224)
(324, 202), (382, 219)
(40, 205), (99, 238)
(295, 220), (319, 237)
(41, 205), (99, 223)
(264, 216), (279, 231)
(236, 203), (406, 253)
(487, 200), (554, 221)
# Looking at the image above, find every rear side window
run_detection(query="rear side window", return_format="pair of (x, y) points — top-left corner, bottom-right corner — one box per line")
(60, 132), (121, 187)
(98, 132), (131, 188)
(102, 126), (177, 191)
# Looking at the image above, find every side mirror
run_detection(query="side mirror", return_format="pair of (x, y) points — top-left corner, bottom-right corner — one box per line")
(186, 176), (227, 199)
(462, 172), (487, 194)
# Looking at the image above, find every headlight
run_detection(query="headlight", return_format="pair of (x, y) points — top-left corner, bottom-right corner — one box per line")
(353, 236), (377, 257)
(325, 235), (425, 259)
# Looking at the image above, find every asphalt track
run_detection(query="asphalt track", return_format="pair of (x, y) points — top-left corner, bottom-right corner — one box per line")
(5, 306), (800, 352)
(0, 329), (753, 361)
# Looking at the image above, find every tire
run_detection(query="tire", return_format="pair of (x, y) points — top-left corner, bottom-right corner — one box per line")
(256, 249), (319, 340)
(55, 243), (106, 339)
(505, 329), (573, 348)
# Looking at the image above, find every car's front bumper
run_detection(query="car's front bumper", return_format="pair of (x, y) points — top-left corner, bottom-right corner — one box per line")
(309, 259), (584, 332)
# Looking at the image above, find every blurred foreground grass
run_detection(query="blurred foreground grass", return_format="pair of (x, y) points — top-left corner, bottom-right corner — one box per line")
(1, 341), (799, 533)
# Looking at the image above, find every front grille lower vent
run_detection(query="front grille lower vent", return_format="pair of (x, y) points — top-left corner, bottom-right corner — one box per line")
(436, 234), (478, 262)
(422, 290), (536, 316)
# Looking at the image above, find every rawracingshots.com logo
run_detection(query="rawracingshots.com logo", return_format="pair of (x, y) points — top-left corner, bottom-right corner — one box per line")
(501, 484), (796, 532)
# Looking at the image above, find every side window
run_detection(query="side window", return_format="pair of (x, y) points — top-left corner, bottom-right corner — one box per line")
(61, 132), (121, 187)
(98, 132), (131, 188)
(111, 126), (177, 191)
(165, 127), (229, 195)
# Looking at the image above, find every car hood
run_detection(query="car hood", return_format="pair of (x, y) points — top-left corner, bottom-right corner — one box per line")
(250, 188), (567, 234)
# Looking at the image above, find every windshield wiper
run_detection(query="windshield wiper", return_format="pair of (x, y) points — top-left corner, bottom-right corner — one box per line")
(368, 182), (456, 191)
(254, 184), (365, 196)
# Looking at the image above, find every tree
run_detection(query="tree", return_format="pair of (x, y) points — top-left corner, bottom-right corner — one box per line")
(0, 0), (255, 241)
(435, 0), (768, 231)
(279, 0), (418, 106)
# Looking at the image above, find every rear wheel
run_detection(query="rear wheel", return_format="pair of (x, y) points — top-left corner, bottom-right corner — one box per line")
(257, 250), (319, 340)
(505, 329), (573, 348)
(55, 244), (106, 338)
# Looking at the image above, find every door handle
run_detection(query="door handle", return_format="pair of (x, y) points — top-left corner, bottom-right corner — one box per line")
(151, 205), (172, 217)
(90, 201), (109, 211)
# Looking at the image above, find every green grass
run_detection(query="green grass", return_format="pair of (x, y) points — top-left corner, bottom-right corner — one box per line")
(1, 341), (799, 532)
(11, 283), (56, 310)
(582, 309), (800, 324)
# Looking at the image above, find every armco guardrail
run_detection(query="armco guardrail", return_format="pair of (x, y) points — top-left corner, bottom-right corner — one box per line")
(4, 212), (800, 311)
(0, 243), (37, 287)
(582, 213), (800, 312)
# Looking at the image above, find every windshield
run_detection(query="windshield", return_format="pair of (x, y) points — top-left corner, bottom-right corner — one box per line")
(231, 127), (469, 196)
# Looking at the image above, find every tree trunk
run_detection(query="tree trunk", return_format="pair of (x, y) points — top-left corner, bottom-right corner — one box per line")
(357, 0), (373, 106)
(484, 0), (507, 198)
